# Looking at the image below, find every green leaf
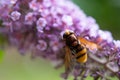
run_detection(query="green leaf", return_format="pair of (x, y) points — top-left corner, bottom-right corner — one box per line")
(0, 49), (4, 63)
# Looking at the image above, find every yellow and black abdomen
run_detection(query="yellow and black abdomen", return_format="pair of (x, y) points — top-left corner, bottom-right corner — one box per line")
(76, 45), (87, 63)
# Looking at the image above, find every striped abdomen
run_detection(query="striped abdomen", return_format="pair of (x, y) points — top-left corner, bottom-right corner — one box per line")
(76, 45), (87, 63)
(71, 44), (87, 63)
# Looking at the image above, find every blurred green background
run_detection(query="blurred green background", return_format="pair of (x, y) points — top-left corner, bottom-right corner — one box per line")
(0, 0), (120, 80)
(73, 0), (120, 40)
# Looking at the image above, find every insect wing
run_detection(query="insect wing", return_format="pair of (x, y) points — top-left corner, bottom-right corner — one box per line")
(64, 46), (74, 72)
(78, 37), (99, 51)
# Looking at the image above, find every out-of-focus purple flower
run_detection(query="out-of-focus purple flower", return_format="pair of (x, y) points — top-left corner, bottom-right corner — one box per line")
(10, 0), (17, 4)
(36, 17), (47, 33)
(10, 11), (21, 21)
(29, 0), (40, 11)
(61, 15), (73, 26)
(25, 12), (36, 25)
(36, 40), (47, 51)
(98, 30), (113, 43)
(0, 0), (16, 6)
(113, 40), (120, 48)
(0, 0), (120, 79)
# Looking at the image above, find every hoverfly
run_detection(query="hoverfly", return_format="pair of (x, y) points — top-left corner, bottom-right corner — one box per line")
(61, 30), (100, 72)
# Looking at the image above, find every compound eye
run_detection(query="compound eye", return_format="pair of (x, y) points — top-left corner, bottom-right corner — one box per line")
(63, 34), (68, 39)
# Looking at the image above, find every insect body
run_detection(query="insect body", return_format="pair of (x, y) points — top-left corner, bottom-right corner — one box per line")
(61, 30), (99, 71)
(63, 30), (87, 63)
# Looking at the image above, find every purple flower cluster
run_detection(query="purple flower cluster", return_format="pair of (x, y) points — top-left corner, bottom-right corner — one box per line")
(0, 0), (120, 79)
